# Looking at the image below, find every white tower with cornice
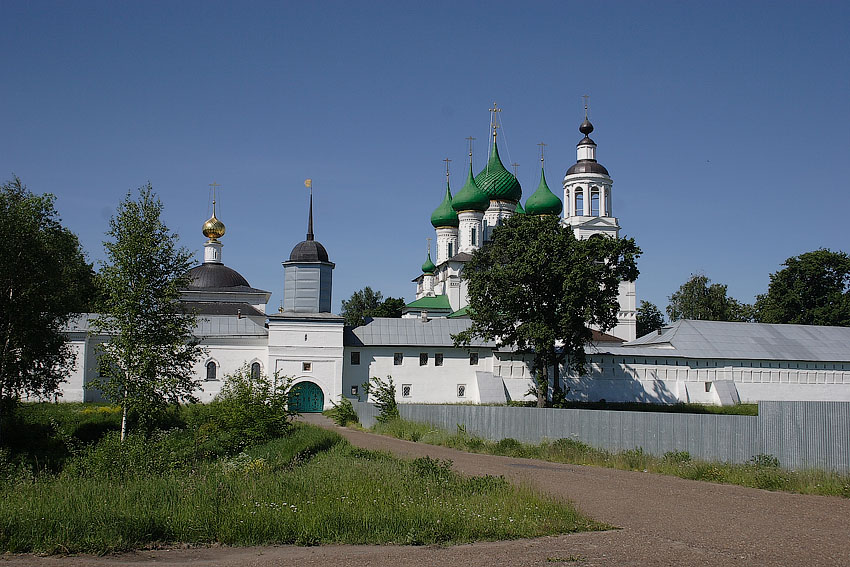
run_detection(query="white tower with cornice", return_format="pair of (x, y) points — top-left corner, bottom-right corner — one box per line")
(562, 109), (635, 340)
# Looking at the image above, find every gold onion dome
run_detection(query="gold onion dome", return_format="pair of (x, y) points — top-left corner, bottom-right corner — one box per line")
(203, 205), (226, 240)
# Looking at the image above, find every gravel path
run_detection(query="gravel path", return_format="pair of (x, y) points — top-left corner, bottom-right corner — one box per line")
(4, 415), (849, 566)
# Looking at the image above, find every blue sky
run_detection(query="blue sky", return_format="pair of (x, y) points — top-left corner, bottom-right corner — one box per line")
(2, 1), (849, 317)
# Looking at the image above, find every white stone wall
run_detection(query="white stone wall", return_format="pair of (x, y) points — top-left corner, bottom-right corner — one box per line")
(342, 345), (492, 404)
(565, 354), (850, 404)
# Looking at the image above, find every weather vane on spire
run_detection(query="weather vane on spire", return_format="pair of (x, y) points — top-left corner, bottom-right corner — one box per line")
(538, 142), (547, 165)
(443, 157), (451, 181)
(489, 102), (501, 140)
(582, 95), (590, 119)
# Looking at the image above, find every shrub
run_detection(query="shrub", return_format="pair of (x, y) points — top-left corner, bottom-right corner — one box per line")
(366, 375), (399, 423)
(663, 450), (692, 464)
(326, 396), (359, 426)
(748, 454), (780, 468)
(199, 365), (295, 446)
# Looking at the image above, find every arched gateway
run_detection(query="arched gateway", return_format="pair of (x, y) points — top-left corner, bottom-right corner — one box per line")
(289, 381), (324, 413)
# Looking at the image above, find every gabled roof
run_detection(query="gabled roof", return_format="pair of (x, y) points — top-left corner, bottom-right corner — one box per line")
(611, 319), (850, 362)
(405, 294), (452, 311)
(344, 317), (495, 347)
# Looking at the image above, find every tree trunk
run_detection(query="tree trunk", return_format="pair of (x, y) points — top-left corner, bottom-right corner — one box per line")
(552, 358), (561, 404)
(120, 405), (128, 442)
(536, 367), (546, 408)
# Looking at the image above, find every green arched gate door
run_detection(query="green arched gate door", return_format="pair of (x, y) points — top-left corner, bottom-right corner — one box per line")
(289, 381), (324, 413)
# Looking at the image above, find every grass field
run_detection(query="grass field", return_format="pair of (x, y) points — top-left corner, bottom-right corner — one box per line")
(0, 403), (601, 554)
(372, 417), (850, 498)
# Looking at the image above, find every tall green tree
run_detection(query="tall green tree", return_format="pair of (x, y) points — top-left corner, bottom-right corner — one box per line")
(667, 274), (753, 322)
(0, 177), (95, 442)
(754, 249), (850, 326)
(340, 286), (405, 326)
(90, 185), (202, 441)
(454, 215), (640, 407)
(636, 300), (666, 337)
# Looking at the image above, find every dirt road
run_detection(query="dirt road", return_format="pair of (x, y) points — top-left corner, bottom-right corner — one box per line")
(4, 415), (849, 566)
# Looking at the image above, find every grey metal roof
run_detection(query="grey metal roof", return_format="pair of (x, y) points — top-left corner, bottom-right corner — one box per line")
(344, 317), (495, 348)
(186, 263), (251, 289)
(566, 160), (609, 176)
(602, 319), (850, 362)
(181, 302), (264, 317)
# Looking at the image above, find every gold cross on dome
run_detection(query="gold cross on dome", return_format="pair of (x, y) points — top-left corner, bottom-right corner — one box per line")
(443, 157), (452, 180)
(466, 136), (476, 158)
(511, 162), (520, 176)
(537, 141), (547, 164)
(582, 95), (590, 118)
(489, 102), (501, 139)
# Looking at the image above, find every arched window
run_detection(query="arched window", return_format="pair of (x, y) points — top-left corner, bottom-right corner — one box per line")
(575, 189), (584, 216)
(205, 361), (217, 381)
(447, 242), (454, 258)
(251, 362), (261, 379)
(605, 190), (612, 216)
(591, 187), (600, 216)
(471, 227), (477, 245)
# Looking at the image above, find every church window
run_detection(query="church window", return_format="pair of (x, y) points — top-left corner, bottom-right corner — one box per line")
(205, 361), (217, 381)
(402, 384), (412, 397)
(419, 352), (428, 366)
(251, 362), (261, 379)
(575, 190), (584, 216)
(469, 352), (479, 365)
(302, 361), (312, 372)
(350, 351), (360, 365)
(350, 385), (358, 396)
(448, 242), (454, 257)
(471, 227), (477, 245)
(435, 353), (444, 366)
(591, 188), (600, 216)
(394, 353), (403, 366)
(457, 384), (466, 398)
(605, 191), (612, 216)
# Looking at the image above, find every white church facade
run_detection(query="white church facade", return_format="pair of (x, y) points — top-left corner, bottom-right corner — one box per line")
(59, 110), (850, 409)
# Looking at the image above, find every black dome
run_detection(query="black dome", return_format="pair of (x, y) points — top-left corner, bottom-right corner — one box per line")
(579, 119), (594, 136)
(186, 263), (251, 289)
(289, 239), (329, 262)
(566, 160), (610, 176)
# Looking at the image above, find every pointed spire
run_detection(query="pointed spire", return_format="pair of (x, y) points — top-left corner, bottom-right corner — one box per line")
(452, 161), (490, 212)
(306, 191), (314, 241)
(421, 239), (436, 274)
(525, 166), (562, 216)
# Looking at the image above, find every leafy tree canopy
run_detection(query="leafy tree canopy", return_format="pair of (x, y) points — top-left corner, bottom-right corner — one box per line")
(0, 177), (96, 440)
(453, 214), (640, 406)
(754, 249), (850, 326)
(90, 185), (203, 440)
(340, 286), (405, 326)
(667, 274), (753, 322)
(636, 300), (666, 337)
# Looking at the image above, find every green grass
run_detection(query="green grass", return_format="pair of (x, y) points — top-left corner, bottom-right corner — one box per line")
(0, 404), (601, 554)
(372, 418), (850, 498)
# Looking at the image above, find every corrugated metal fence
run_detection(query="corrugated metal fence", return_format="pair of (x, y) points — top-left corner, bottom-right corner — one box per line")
(352, 400), (850, 473)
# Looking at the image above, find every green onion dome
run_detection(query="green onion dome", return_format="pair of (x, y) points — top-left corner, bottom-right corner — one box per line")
(525, 168), (563, 216)
(474, 140), (522, 203)
(514, 200), (526, 214)
(430, 182), (459, 228)
(452, 163), (490, 212)
(421, 252), (436, 274)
